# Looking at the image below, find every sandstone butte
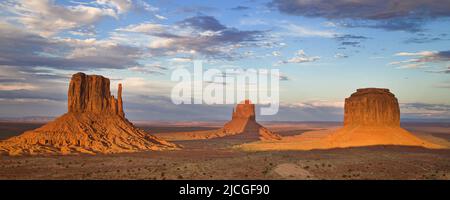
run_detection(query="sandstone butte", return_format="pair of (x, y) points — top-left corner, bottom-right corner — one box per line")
(238, 88), (443, 151)
(323, 88), (442, 149)
(151, 100), (282, 141)
(0, 72), (178, 156)
(215, 100), (281, 141)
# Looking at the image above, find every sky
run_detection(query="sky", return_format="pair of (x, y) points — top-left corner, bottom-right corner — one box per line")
(0, 0), (449, 121)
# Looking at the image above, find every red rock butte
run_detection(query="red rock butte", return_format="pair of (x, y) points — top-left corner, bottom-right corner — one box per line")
(344, 88), (400, 127)
(217, 100), (281, 141)
(238, 88), (444, 151)
(68, 73), (125, 117)
(324, 88), (442, 149)
(0, 72), (177, 155)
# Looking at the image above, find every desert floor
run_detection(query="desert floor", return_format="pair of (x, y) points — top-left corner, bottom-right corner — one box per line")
(0, 121), (449, 180)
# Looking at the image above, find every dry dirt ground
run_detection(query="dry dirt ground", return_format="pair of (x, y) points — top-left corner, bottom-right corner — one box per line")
(0, 121), (449, 180)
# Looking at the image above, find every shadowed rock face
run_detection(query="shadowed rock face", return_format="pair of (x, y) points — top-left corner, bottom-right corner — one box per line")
(68, 72), (124, 117)
(344, 88), (400, 127)
(232, 99), (255, 120)
(220, 100), (281, 141)
(0, 72), (177, 155)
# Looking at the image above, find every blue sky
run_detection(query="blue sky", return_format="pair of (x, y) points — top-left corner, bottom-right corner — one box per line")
(0, 0), (449, 121)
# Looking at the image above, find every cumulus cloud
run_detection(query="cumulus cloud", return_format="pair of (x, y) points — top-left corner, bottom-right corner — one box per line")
(117, 15), (266, 60)
(0, 0), (131, 36)
(278, 50), (320, 65)
(0, 22), (145, 71)
(270, 0), (450, 32)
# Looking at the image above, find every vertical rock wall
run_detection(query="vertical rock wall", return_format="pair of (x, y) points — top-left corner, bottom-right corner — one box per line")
(232, 99), (256, 120)
(344, 88), (400, 126)
(67, 72), (124, 116)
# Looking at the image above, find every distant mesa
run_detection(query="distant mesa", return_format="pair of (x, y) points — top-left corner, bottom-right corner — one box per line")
(155, 100), (281, 142)
(0, 72), (178, 155)
(218, 100), (281, 141)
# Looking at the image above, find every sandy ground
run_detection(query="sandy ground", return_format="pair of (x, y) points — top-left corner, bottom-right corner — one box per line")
(0, 121), (449, 180)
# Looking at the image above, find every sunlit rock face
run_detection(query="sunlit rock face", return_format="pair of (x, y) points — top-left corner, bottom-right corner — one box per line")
(344, 88), (400, 127)
(0, 73), (177, 156)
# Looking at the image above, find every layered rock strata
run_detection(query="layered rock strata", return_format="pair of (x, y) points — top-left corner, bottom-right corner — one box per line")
(0, 73), (177, 155)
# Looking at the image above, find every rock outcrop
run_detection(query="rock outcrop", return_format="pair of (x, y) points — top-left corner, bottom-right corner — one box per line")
(344, 88), (400, 127)
(217, 100), (281, 141)
(0, 73), (177, 155)
(325, 88), (441, 148)
(67, 73), (125, 117)
(238, 88), (443, 151)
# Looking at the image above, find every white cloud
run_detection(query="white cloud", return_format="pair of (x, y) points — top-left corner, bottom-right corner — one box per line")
(136, 0), (159, 12)
(1, 0), (131, 36)
(391, 50), (450, 69)
(96, 0), (132, 14)
(154, 14), (167, 20)
(334, 53), (348, 58)
(171, 57), (193, 63)
(118, 22), (166, 33)
(279, 50), (320, 65)
(395, 51), (436, 57)
(272, 51), (281, 57)
(282, 24), (336, 38)
(0, 83), (39, 91)
(323, 21), (337, 27)
(149, 38), (176, 49)
(115, 16), (266, 60)
(285, 100), (344, 108)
